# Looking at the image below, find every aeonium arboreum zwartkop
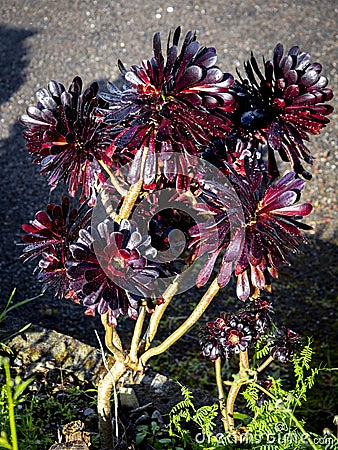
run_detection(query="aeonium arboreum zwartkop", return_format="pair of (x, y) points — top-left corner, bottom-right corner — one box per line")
(19, 27), (334, 449)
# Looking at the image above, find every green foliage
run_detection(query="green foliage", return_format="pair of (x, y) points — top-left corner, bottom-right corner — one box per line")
(240, 339), (337, 450)
(168, 383), (218, 446)
(135, 421), (184, 450)
(0, 289), (41, 352)
(254, 334), (272, 362)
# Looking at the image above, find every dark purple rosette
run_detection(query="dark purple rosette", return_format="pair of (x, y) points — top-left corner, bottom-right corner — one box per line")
(232, 44), (334, 179)
(21, 196), (91, 299)
(189, 165), (313, 300)
(67, 218), (163, 326)
(99, 27), (236, 188)
(269, 327), (302, 363)
(200, 312), (255, 361)
(20, 77), (111, 205)
(237, 298), (274, 339)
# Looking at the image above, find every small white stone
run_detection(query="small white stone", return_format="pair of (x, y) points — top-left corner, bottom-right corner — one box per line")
(156, 13), (161, 18)
(167, 6), (174, 12)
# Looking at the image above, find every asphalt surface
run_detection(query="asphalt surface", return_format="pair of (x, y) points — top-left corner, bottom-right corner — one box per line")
(0, 0), (337, 345)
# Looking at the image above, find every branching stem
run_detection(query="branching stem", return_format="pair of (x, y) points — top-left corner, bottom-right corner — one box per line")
(143, 275), (180, 350)
(139, 278), (220, 368)
(215, 357), (229, 432)
(129, 303), (147, 364)
(98, 159), (127, 197)
(101, 313), (125, 362)
(226, 350), (249, 431)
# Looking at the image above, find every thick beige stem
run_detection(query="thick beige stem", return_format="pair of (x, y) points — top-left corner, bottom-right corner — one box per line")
(116, 147), (149, 222)
(226, 350), (249, 431)
(101, 314), (125, 362)
(257, 355), (274, 373)
(143, 276), (180, 350)
(97, 361), (127, 450)
(98, 160), (127, 197)
(129, 304), (147, 364)
(140, 278), (220, 368)
(215, 357), (229, 432)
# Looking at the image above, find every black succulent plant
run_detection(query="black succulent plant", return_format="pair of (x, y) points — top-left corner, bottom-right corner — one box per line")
(232, 44), (334, 179)
(99, 27), (236, 188)
(67, 218), (162, 326)
(21, 196), (91, 299)
(20, 77), (111, 205)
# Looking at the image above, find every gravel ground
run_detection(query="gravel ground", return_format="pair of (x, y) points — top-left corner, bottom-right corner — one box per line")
(0, 0), (337, 354)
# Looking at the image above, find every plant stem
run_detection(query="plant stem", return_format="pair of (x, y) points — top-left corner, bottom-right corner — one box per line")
(97, 185), (117, 220)
(97, 361), (127, 450)
(226, 350), (249, 431)
(101, 313), (125, 362)
(3, 358), (18, 450)
(116, 178), (143, 221)
(139, 278), (220, 368)
(215, 357), (229, 432)
(142, 275), (180, 350)
(257, 355), (274, 373)
(98, 159), (127, 197)
(116, 147), (149, 222)
(129, 303), (147, 364)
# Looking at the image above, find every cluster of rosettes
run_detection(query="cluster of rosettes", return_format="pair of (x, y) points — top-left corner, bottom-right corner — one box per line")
(200, 300), (301, 364)
(199, 299), (274, 361)
(20, 32), (334, 198)
(21, 198), (164, 326)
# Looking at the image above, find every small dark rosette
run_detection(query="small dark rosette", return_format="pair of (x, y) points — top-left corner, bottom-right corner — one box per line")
(99, 27), (236, 188)
(237, 298), (274, 339)
(21, 196), (91, 299)
(200, 313), (254, 361)
(67, 218), (162, 326)
(189, 163), (313, 300)
(200, 300), (274, 361)
(269, 327), (302, 363)
(232, 44), (334, 179)
(20, 77), (110, 205)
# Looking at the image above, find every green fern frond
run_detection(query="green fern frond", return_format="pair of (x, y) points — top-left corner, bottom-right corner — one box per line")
(255, 336), (272, 361)
(193, 404), (218, 438)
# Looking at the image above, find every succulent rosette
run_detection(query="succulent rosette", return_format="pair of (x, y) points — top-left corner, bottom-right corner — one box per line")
(189, 165), (313, 300)
(200, 313), (255, 361)
(20, 77), (111, 205)
(237, 298), (274, 339)
(100, 27), (236, 188)
(21, 196), (91, 299)
(269, 327), (302, 363)
(231, 44), (334, 179)
(67, 218), (163, 326)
